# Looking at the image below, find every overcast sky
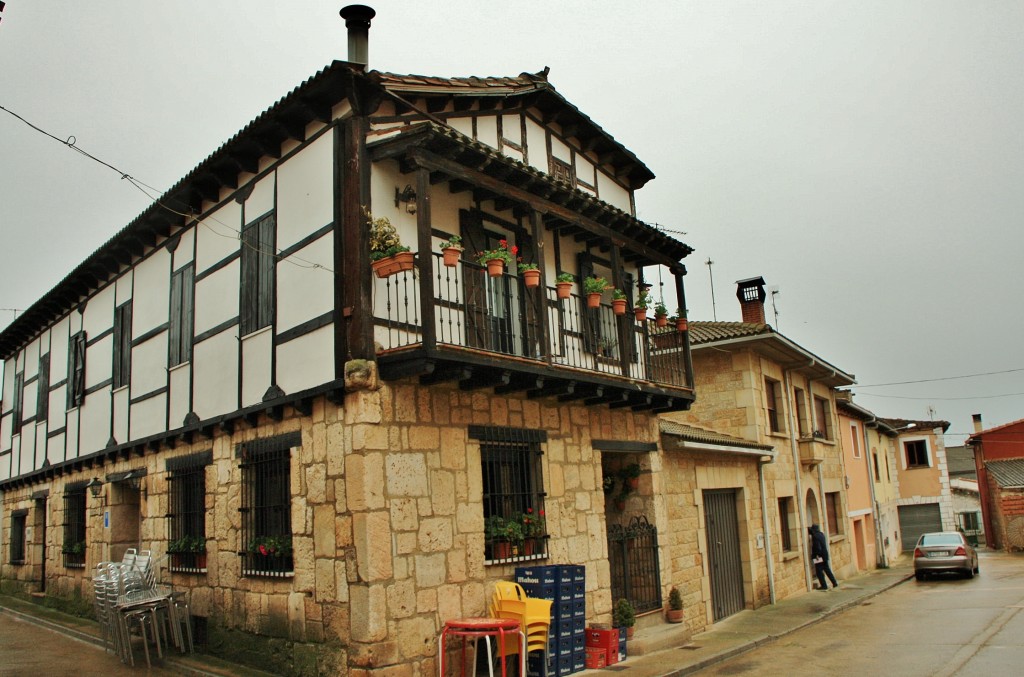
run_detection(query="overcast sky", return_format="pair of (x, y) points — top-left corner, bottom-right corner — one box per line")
(1, 1), (1022, 444)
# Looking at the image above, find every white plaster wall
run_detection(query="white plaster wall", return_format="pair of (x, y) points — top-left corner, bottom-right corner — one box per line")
(13, 436), (27, 476)
(525, 118), (547, 174)
(112, 387), (129, 445)
(194, 260), (240, 336)
(477, 115), (498, 149)
(244, 173), (276, 224)
(369, 164), (418, 250)
(550, 136), (571, 163)
(276, 325), (332, 396)
(596, 172), (631, 213)
(2, 358), (13, 406)
(34, 426), (46, 469)
(45, 386), (62, 429)
(502, 114), (522, 145)
(65, 403), (78, 454)
(576, 158), (596, 187)
(130, 332), (168, 397)
(115, 270), (134, 306)
(449, 117), (473, 139)
(132, 249), (171, 334)
(501, 146), (524, 163)
(22, 380), (37, 424)
(277, 132), (333, 252)
(18, 427), (35, 473)
(38, 331), (51, 359)
(85, 335), (113, 390)
(46, 432), (65, 467)
(130, 395), (167, 440)
(50, 317), (70, 383)
(241, 329), (272, 407)
(83, 285), (115, 340)
(277, 234), (333, 333)
(174, 228), (195, 269)
(79, 390), (111, 455)
(168, 364), (190, 430)
(192, 331), (238, 419)
(196, 202), (241, 274)
(23, 338), (39, 380)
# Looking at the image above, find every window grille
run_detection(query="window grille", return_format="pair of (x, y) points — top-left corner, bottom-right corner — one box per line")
(62, 486), (87, 568)
(10, 511), (27, 564)
(239, 436), (294, 576)
(167, 452), (210, 572)
(778, 497), (793, 551)
(472, 426), (548, 564)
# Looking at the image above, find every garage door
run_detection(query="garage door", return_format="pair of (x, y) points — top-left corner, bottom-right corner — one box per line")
(898, 503), (942, 550)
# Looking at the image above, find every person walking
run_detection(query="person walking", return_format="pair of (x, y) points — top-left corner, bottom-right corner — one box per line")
(808, 524), (839, 591)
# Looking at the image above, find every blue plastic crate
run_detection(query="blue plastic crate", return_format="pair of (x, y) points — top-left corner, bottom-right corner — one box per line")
(572, 599), (586, 618)
(521, 581), (557, 600)
(554, 565), (575, 585)
(516, 565), (557, 586)
(553, 599), (575, 623)
(572, 649), (586, 674)
(571, 565), (586, 585)
(555, 654), (575, 677)
(619, 633), (628, 661)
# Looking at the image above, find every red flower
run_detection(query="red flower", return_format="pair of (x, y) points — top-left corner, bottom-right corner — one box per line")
(258, 544), (268, 556)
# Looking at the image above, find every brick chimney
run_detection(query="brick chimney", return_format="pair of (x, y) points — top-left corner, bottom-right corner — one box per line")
(972, 413), (983, 433)
(736, 277), (767, 324)
(340, 5), (376, 65)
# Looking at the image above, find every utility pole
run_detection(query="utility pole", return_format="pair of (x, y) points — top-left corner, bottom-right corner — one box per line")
(706, 258), (717, 321)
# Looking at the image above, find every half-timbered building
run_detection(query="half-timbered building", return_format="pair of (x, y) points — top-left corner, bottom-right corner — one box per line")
(0, 7), (695, 673)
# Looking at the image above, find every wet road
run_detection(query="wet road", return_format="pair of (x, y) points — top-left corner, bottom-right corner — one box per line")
(0, 610), (181, 677)
(696, 550), (1024, 676)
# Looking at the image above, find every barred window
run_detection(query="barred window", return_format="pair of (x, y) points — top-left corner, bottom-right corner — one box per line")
(168, 452), (210, 572)
(239, 435), (295, 576)
(473, 426), (548, 564)
(10, 511), (27, 564)
(63, 486), (87, 568)
(778, 497), (794, 552)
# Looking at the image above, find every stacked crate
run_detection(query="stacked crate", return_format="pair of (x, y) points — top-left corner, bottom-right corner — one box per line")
(516, 565), (586, 676)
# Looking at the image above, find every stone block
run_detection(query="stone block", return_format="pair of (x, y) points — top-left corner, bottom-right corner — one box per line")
(414, 552), (447, 588)
(386, 453), (428, 497)
(350, 584), (388, 643)
(417, 517), (454, 552)
(395, 615), (437, 660)
(313, 504), (337, 557)
(387, 578), (416, 619)
(354, 511), (394, 582)
(408, 425), (440, 450)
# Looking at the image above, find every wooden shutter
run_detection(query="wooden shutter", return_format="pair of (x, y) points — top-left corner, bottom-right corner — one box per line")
(170, 270), (182, 366)
(240, 220), (259, 335)
(258, 213), (276, 330)
(182, 264), (195, 363)
(36, 354), (50, 421)
(460, 209), (491, 349)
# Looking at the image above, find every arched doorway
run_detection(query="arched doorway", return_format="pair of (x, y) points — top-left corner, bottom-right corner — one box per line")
(805, 489), (820, 528)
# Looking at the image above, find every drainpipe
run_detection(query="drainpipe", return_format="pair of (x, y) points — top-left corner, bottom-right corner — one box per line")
(863, 419), (887, 568)
(782, 364), (813, 592)
(758, 455), (777, 605)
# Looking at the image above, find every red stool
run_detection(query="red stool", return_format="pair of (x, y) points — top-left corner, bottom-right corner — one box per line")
(438, 617), (525, 677)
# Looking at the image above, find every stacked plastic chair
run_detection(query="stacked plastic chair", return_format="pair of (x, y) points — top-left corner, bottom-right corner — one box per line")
(489, 583), (553, 677)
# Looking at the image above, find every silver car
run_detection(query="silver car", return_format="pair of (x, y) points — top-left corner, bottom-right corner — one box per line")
(913, 531), (979, 580)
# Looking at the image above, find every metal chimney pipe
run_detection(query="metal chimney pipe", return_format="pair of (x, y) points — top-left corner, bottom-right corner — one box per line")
(972, 413), (983, 433)
(340, 5), (376, 65)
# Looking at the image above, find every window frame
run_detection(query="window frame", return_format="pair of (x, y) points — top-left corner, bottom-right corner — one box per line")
(167, 452), (211, 572)
(793, 387), (809, 437)
(112, 301), (133, 389)
(812, 395), (832, 440)
(67, 331), (86, 409)
(778, 497), (795, 552)
(825, 491), (842, 535)
(36, 353), (50, 422)
(10, 511), (27, 564)
(11, 370), (24, 436)
(169, 264), (195, 367)
(239, 434), (296, 577)
(903, 439), (931, 469)
(62, 486), (87, 569)
(240, 212), (276, 337)
(765, 377), (783, 433)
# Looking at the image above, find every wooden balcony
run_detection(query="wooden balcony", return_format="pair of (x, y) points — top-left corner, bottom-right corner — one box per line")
(371, 254), (694, 412)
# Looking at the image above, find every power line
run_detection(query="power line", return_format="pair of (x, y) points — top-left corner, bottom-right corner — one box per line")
(858, 391), (1024, 401)
(852, 367), (1024, 389)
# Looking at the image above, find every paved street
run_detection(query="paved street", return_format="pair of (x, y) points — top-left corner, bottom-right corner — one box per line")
(695, 550), (1024, 676)
(0, 609), (181, 677)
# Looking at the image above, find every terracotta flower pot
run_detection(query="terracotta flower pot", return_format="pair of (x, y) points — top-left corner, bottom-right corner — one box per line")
(491, 541), (513, 560)
(587, 292), (602, 308)
(372, 251), (415, 278)
(656, 314), (668, 328)
(635, 308), (647, 322)
(442, 247), (462, 267)
(666, 608), (684, 623)
(521, 269), (541, 288)
(485, 258), (505, 277)
(612, 299), (627, 315)
(556, 281), (573, 300)
(676, 317), (688, 331)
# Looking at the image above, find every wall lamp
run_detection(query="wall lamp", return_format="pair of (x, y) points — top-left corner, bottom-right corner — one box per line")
(394, 184), (417, 214)
(86, 478), (104, 498)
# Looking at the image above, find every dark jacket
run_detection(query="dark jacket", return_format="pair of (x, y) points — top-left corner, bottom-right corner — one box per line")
(809, 525), (829, 561)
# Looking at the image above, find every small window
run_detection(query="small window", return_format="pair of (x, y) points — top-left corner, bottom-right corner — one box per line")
(113, 302), (133, 389)
(10, 512), (27, 564)
(478, 427), (548, 563)
(904, 440), (930, 468)
(240, 437), (294, 576)
(765, 378), (783, 433)
(11, 371), (23, 435)
(67, 332), (87, 409)
(850, 424), (861, 458)
(240, 213), (276, 336)
(793, 387), (809, 436)
(169, 264), (195, 367)
(168, 454), (210, 572)
(825, 492), (842, 535)
(778, 497), (795, 552)
(813, 396), (832, 440)
(872, 452), (881, 481)
(62, 486), (87, 568)
(37, 354), (50, 422)
(549, 157), (575, 186)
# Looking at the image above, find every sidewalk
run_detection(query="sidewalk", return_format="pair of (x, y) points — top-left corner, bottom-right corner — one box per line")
(0, 558), (912, 676)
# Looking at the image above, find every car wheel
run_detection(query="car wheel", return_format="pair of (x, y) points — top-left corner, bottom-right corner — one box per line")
(974, 561), (980, 575)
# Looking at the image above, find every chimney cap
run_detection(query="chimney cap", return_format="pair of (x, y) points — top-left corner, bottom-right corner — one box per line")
(340, 4), (376, 27)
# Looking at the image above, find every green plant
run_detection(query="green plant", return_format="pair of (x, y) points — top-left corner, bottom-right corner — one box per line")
(613, 598), (636, 628)
(583, 276), (610, 295)
(556, 272), (575, 284)
(611, 288), (627, 301)
(654, 300), (668, 317)
(477, 240), (518, 267)
(248, 535), (293, 557)
(668, 586), (683, 611)
(520, 507), (546, 538)
(367, 210), (410, 261)
(518, 261), (539, 273)
(62, 541), (85, 555)
(485, 515), (524, 544)
(169, 534), (207, 553)
(439, 234), (463, 250)
(620, 462), (642, 480)
(635, 291), (649, 309)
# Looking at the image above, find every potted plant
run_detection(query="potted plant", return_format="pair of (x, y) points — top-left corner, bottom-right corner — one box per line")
(634, 290), (649, 322)
(367, 210), (413, 278)
(603, 475), (616, 495)
(170, 534), (208, 569)
(666, 586), (684, 623)
(62, 541), (85, 556)
(613, 598), (637, 639)
(654, 300), (669, 328)
(611, 288), (628, 315)
(439, 234), (463, 267)
(555, 272), (575, 300)
(583, 276), (609, 308)
(486, 515), (524, 560)
(518, 261), (541, 288)
(620, 462), (642, 491)
(248, 535), (293, 558)
(520, 507), (546, 555)
(477, 240), (517, 277)
(612, 492), (628, 512)
(675, 309), (688, 331)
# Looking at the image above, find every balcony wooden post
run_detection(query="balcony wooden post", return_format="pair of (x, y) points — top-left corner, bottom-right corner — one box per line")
(610, 241), (632, 374)
(415, 166), (436, 350)
(530, 209), (553, 366)
(674, 272), (694, 389)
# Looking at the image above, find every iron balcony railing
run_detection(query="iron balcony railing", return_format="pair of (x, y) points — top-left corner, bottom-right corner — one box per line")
(372, 253), (689, 389)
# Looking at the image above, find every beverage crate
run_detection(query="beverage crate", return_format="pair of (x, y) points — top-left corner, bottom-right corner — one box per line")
(618, 633), (628, 662)
(586, 627), (619, 665)
(572, 649), (586, 674)
(585, 646), (607, 669)
(516, 566), (558, 586)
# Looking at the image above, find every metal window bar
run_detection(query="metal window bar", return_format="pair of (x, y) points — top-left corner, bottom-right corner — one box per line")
(63, 489), (86, 568)
(481, 434), (547, 564)
(10, 513), (26, 564)
(240, 447), (292, 576)
(608, 515), (662, 614)
(168, 466), (207, 572)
